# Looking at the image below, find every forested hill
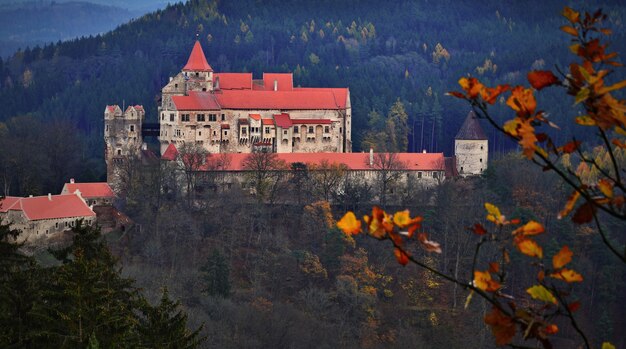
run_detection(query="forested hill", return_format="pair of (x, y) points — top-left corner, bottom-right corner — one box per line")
(0, 1), (136, 58)
(0, 0), (625, 192)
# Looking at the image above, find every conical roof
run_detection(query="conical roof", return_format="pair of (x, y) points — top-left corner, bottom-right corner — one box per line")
(455, 111), (487, 140)
(182, 41), (213, 72)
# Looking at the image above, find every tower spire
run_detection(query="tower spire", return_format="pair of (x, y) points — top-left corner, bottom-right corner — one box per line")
(182, 40), (213, 72)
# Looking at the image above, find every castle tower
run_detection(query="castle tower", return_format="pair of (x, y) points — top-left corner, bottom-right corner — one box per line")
(182, 40), (214, 93)
(455, 111), (488, 176)
(104, 104), (145, 188)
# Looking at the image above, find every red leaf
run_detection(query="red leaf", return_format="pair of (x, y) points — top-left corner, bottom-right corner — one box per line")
(572, 202), (595, 224)
(394, 248), (409, 266)
(471, 223), (487, 235)
(568, 301), (581, 312)
(562, 140), (582, 153)
(528, 70), (560, 90)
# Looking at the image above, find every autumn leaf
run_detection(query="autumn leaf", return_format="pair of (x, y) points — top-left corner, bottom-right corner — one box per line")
(602, 343), (616, 349)
(393, 248), (409, 266)
(572, 202), (595, 224)
(561, 140), (582, 153)
(458, 77), (484, 99)
(568, 301), (581, 312)
(545, 324), (559, 335)
(558, 190), (581, 219)
(474, 270), (490, 291)
(598, 179), (613, 198)
(471, 223), (487, 235)
(518, 120), (538, 159)
(489, 262), (500, 274)
(512, 220), (544, 236)
(562, 6), (580, 23)
(552, 246), (573, 269)
(393, 209), (422, 229)
(527, 285), (557, 304)
(480, 84), (510, 104)
(506, 86), (537, 117)
(516, 238), (543, 259)
(550, 268), (584, 283)
(575, 115), (596, 126)
(484, 307), (516, 346)
(485, 203), (505, 225)
(503, 118), (521, 136)
(561, 25), (579, 36)
(528, 71), (559, 90)
(417, 233), (442, 254)
(337, 212), (361, 235)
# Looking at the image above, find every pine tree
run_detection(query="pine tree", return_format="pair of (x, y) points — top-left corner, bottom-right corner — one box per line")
(138, 288), (204, 349)
(387, 99), (409, 152)
(200, 249), (231, 298)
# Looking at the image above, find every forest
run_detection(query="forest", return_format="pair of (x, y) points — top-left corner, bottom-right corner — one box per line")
(0, 0), (625, 348)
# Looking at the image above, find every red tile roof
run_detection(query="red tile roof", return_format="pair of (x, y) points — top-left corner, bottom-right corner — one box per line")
(214, 73), (252, 90)
(261, 118), (275, 125)
(183, 41), (213, 72)
(274, 113), (292, 128)
(0, 196), (21, 213)
(221, 123), (230, 129)
(249, 113), (261, 121)
(62, 182), (115, 198)
(17, 194), (95, 221)
(162, 143), (179, 160)
(188, 152), (445, 172)
(263, 73), (293, 91)
(291, 119), (332, 124)
(215, 89), (348, 110)
(172, 91), (221, 110)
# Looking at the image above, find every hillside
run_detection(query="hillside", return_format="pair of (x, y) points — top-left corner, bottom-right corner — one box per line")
(0, 0), (625, 194)
(0, 1), (139, 58)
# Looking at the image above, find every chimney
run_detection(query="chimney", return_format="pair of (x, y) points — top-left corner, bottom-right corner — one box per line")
(369, 148), (374, 166)
(273, 79), (278, 91)
(29, 195), (33, 198)
(70, 178), (75, 184)
(422, 149), (427, 153)
(48, 193), (52, 201)
(169, 77), (173, 82)
(215, 76), (220, 90)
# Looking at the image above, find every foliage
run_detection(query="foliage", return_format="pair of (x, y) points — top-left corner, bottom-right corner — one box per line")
(200, 248), (231, 298)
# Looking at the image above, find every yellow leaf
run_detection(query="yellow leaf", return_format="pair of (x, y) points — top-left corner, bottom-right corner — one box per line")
(598, 79), (626, 94)
(503, 119), (521, 136)
(560, 25), (578, 36)
(575, 115), (596, 126)
(551, 268), (584, 283)
(569, 44), (581, 55)
(552, 246), (573, 269)
(575, 88), (590, 104)
(527, 284), (557, 304)
(337, 212), (361, 235)
(558, 191), (581, 219)
(602, 342), (616, 349)
(513, 220), (545, 236)
(485, 203), (504, 224)
(517, 238), (543, 258)
(474, 270), (491, 291)
(598, 179), (614, 198)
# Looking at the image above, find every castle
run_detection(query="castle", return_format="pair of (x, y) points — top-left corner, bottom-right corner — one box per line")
(104, 41), (488, 194)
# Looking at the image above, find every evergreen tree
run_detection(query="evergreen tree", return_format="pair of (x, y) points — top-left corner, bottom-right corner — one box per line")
(200, 248), (231, 298)
(138, 288), (204, 349)
(386, 99), (409, 152)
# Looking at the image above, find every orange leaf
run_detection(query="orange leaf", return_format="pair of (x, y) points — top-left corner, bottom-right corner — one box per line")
(551, 268), (584, 283)
(572, 202), (595, 224)
(598, 179), (614, 198)
(489, 262), (500, 274)
(471, 223), (487, 235)
(484, 307), (516, 346)
(458, 77), (484, 99)
(538, 270), (545, 282)
(561, 25), (579, 36)
(516, 238), (543, 258)
(337, 212), (361, 235)
(513, 220), (545, 236)
(507, 86), (537, 117)
(528, 71), (559, 90)
(394, 248), (409, 266)
(417, 233), (442, 254)
(552, 246), (573, 269)
(474, 270), (491, 291)
(562, 7), (580, 23)
(447, 91), (466, 99)
(558, 191), (581, 219)
(545, 324), (559, 335)
(518, 120), (538, 159)
(480, 84), (510, 104)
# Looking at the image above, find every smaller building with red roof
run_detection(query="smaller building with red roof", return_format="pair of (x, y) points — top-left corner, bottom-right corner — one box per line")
(0, 193), (96, 243)
(61, 179), (115, 206)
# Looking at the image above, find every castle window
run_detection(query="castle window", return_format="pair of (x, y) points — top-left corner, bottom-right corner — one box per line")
(324, 126), (330, 133)
(176, 129), (181, 137)
(339, 127), (342, 133)
(197, 114), (205, 122)
(294, 126), (299, 133)
(434, 172), (439, 179)
(265, 127), (271, 134)
(199, 131), (201, 136)
(242, 127), (247, 135)
(418, 171), (422, 178)
(284, 130), (288, 135)
(106, 125), (109, 131)
(308, 126), (314, 133)
(55, 222), (58, 229)
(221, 114), (225, 121)
(209, 114), (217, 122)
(170, 114), (174, 121)
(175, 83), (178, 88)
(202, 88), (206, 91)
(460, 167), (464, 173)
(117, 149), (121, 155)
(130, 125), (134, 132)
(161, 114), (164, 121)
(213, 131), (217, 136)
(196, 72), (199, 77)
(481, 145), (484, 150)
(224, 131), (228, 136)
(480, 158), (483, 162)
(182, 114), (190, 122)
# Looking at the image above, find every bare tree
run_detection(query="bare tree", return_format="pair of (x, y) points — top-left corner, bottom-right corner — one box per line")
(310, 159), (348, 202)
(177, 142), (209, 207)
(242, 150), (287, 204)
(370, 152), (407, 207)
